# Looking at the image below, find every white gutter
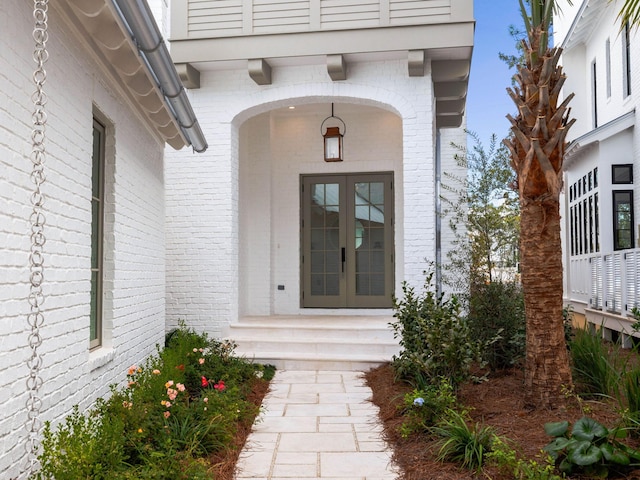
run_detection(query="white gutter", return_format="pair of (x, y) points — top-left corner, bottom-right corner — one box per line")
(111, 0), (208, 153)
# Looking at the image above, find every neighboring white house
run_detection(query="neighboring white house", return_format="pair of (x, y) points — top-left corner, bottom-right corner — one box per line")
(163, 0), (475, 368)
(0, 0), (204, 477)
(556, 0), (640, 342)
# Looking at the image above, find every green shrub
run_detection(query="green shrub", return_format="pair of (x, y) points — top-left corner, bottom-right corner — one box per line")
(35, 327), (268, 479)
(399, 378), (457, 438)
(543, 417), (640, 477)
(35, 406), (127, 480)
(432, 408), (496, 471)
(467, 281), (525, 370)
(390, 273), (482, 389)
(616, 364), (640, 437)
(488, 436), (562, 480)
(569, 328), (621, 398)
(121, 451), (211, 480)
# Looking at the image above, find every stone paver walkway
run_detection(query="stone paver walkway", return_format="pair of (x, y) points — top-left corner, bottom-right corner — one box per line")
(234, 370), (399, 480)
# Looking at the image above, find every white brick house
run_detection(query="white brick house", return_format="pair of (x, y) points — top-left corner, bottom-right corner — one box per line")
(0, 0), (204, 477)
(556, 0), (640, 340)
(164, 1), (474, 367)
(0, 0), (473, 473)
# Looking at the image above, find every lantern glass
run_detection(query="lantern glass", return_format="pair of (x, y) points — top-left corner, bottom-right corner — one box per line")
(323, 126), (343, 162)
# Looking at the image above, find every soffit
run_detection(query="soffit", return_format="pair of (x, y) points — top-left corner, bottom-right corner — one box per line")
(561, 0), (608, 50)
(55, 0), (187, 149)
(170, 22), (474, 129)
(170, 23), (473, 65)
(564, 109), (635, 167)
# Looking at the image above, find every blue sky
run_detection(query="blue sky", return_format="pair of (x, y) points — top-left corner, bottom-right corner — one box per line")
(466, 0), (525, 148)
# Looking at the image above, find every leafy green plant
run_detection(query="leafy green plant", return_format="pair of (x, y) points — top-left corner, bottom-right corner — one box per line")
(467, 281), (525, 370)
(35, 406), (127, 480)
(488, 436), (562, 480)
(569, 328), (621, 398)
(616, 364), (640, 437)
(391, 273), (483, 389)
(122, 450), (212, 480)
(432, 408), (496, 471)
(35, 327), (270, 478)
(543, 417), (640, 477)
(399, 378), (456, 438)
(631, 307), (640, 332)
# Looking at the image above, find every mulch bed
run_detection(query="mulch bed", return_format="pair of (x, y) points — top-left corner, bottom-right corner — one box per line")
(209, 377), (271, 480)
(365, 364), (640, 480)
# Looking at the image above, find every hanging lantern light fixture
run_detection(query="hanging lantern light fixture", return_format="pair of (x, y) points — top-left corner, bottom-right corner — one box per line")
(321, 103), (346, 162)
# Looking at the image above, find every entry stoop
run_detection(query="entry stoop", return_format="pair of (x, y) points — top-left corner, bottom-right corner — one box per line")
(226, 315), (400, 371)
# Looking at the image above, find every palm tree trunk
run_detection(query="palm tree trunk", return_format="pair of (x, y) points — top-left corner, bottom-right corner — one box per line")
(520, 197), (572, 407)
(504, 4), (576, 406)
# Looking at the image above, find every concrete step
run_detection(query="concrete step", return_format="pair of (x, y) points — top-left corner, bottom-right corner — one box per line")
(226, 315), (400, 371)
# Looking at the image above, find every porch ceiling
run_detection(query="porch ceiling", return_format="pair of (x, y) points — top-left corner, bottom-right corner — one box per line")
(54, 0), (188, 149)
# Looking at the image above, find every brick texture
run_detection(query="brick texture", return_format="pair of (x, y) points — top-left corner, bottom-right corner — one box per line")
(0, 2), (167, 476)
(165, 59), (466, 334)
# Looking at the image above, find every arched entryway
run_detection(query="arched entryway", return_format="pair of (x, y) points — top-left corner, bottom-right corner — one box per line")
(237, 101), (403, 317)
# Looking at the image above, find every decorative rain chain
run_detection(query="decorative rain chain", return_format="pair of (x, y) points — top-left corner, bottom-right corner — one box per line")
(23, 0), (49, 477)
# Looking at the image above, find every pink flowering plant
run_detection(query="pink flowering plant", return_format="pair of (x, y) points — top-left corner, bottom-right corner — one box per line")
(37, 326), (274, 478)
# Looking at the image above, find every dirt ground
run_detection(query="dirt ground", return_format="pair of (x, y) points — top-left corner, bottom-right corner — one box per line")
(214, 364), (640, 480)
(210, 377), (270, 480)
(365, 364), (640, 480)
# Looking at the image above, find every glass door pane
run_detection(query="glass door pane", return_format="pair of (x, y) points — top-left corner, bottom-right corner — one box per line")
(310, 183), (341, 296)
(302, 173), (393, 308)
(302, 176), (347, 307)
(354, 181), (386, 296)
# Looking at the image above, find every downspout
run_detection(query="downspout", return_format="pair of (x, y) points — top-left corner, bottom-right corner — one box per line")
(111, 0), (208, 153)
(435, 129), (442, 297)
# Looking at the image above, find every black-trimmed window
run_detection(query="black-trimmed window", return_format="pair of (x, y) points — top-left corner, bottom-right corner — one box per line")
(612, 164), (633, 184)
(569, 167), (600, 256)
(592, 59), (598, 128)
(613, 190), (634, 250)
(606, 38), (612, 98)
(623, 22), (632, 98)
(90, 119), (105, 349)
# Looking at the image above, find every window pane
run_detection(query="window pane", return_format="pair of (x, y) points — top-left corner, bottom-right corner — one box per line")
(614, 190), (634, 250)
(91, 200), (100, 268)
(90, 270), (98, 341)
(325, 274), (339, 295)
(595, 193), (600, 252)
(612, 165), (633, 184)
(369, 182), (384, 205)
(91, 120), (105, 349)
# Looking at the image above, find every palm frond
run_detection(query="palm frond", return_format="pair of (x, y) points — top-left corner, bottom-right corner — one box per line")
(613, 0), (640, 30)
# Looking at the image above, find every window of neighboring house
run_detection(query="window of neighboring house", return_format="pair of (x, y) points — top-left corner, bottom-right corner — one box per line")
(606, 38), (612, 98)
(592, 59), (598, 128)
(90, 118), (105, 349)
(623, 22), (632, 98)
(613, 190), (634, 250)
(595, 192), (600, 252)
(612, 164), (633, 184)
(569, 167), (600, 256)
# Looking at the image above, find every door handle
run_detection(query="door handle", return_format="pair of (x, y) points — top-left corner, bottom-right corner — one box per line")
(341, 247), (346, 273)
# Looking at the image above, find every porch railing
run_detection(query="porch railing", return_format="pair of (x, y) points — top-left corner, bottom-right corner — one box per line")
(569, 248), (640, 316)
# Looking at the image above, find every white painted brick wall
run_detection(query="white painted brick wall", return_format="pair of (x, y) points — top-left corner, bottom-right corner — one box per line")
(165, 57), (464, 332)
(439, 124), (468, 294)
(0, 2), (167, 476)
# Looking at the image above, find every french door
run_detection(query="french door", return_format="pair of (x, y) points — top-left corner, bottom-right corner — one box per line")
(301, 173), (394, 308)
